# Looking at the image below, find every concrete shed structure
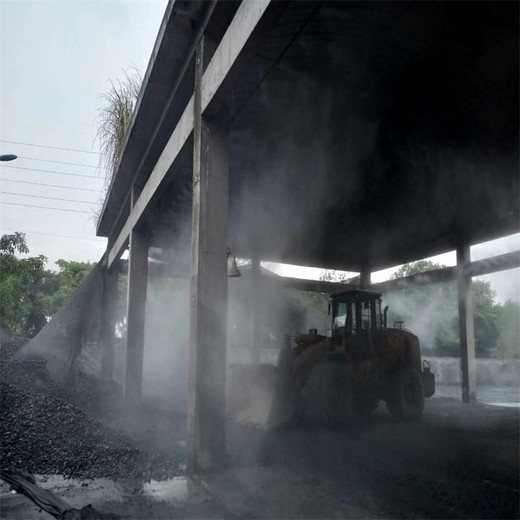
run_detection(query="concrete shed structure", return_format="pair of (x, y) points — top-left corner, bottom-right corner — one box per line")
(96, 0), (519, 472)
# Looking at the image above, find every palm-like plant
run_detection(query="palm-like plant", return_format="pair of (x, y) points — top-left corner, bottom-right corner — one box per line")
(96, 67), (142, 188)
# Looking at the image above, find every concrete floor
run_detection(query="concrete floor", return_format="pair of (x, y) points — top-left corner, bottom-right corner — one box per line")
(2, 395), (519, 520)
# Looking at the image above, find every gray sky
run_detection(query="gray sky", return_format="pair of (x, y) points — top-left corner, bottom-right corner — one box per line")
(1, 0), (518, 303)
(1, 0), (168, 265)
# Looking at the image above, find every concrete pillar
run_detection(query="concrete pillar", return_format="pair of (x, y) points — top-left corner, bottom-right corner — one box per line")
(457, 243), (476, 403)
(187, 37), (229, 474)
(124, 225), (148, 404)
(100, 265), (118, 381)
(250, 255), (260, 364)
(360, 266), (371, 288)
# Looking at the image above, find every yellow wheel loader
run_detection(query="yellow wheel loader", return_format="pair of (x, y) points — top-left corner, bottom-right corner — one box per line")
(229, 289), (435, 429)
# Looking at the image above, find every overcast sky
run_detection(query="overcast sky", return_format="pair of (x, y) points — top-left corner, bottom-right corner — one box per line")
(1, 0), (518, 303)
(0, 0), (168, 264)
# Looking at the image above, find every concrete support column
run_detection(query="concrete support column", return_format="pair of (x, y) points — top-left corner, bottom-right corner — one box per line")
(251, 255), (260, 364)
(125, 226), (148, 404)
(100, 265), (118, 381)
(457, 243), (476, 403)
(360, 266), (371, 288)
(187, 37), (229, 474)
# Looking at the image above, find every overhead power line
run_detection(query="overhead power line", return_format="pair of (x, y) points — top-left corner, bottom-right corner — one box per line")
(0, 227), (106, 243)
(0, 178), (103, 193)
(0, 191), (97, 205)
(0, 164), (103, 180)
(18, 156), (103, 169)
(0, 201), (91, 214)
(0, 140), (99, 155)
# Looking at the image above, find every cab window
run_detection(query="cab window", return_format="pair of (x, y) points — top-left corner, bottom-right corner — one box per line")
(333, 302), (347, 333)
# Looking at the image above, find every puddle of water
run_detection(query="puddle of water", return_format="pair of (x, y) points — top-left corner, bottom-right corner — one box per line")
(35, 474), (125, 506)
(142, 477), (205, 505)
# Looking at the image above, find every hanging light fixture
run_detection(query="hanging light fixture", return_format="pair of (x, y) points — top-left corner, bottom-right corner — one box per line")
(227, 249), (241, 277)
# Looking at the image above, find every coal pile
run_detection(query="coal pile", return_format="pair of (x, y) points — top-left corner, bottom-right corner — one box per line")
(1, 340), (184, 481)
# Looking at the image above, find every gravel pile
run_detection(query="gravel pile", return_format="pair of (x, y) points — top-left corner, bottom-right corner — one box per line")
(1, 340), (184, 481)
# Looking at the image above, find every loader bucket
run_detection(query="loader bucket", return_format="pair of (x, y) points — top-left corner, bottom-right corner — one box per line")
(228, 363), (296, 429)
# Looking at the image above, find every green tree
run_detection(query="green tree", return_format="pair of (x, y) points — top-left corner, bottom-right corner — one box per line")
(320, 269), (351, 283)
(0, 233), (95, 338)
(0, 233), (48, 336)
(391, 260), (444, 279)
(387, 260), (502, 358)
(495, 300), (520, 358)
(472, 282), (500, 357)
(42, 259), (95, 316)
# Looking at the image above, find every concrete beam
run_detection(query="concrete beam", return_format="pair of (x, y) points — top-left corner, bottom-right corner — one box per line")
(100, 267), (118, 381)
(372, 250), (520, 294)
(124, 228), (149, 403)
(115, 249), (520, 283)
(252, 250), (519, 296)
(187, 38), (230, 474)
(108, 229), (130, 269)
(267, 277), (359, 294)
(457, 243), (477, 403)
(373, 267), (457, 293)
(100, 1), (219, 241)
(116, 259), (188, 279)
(106, 0), (272, 269)
(200, 0), (271, 111)
(468, 250), (520, 277)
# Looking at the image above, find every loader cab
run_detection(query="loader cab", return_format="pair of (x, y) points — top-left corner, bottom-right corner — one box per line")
(330, 290), (384, 353)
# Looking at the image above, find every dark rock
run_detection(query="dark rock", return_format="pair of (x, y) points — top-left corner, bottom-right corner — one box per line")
(1, 340), (184, 481)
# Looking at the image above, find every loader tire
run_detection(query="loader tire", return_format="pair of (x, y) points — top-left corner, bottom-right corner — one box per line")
(386, 367), (424, 420)
(301, 359), (352, 426)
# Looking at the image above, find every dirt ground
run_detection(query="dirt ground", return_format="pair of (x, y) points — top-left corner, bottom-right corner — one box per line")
(2, 395), (518, 519)
(1, 339), (518, 520)
(223, 397), (520, 519)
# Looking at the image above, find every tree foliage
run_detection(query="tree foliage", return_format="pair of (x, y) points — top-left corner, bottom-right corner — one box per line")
(391, 260), (444, 279)
(495, 300), (520, 358)
(0, 233), (94, 338)
(0, 233), (47, 336)
(319, 260), (519, 358)
(320, 269), (351, 283)
(386, 260), (519, 358)
(41, 259), (96, 317)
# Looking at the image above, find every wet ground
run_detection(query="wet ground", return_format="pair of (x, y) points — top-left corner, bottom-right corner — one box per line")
(0, 474), (230, 519)
(2, 393), (518, 519)
(435, 384), (520, 407)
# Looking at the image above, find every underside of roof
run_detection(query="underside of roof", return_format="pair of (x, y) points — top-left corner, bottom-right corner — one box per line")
(98, 0), (519, 272)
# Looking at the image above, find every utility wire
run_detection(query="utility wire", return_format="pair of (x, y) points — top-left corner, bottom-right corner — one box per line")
(0, 227), (106, 243)
(0, 140), (99, 155)
(17, 156), (103, 169)
(0, 178), (103, 193)
(0, 201), (91, 214)
(0, 165), (103, 180)
(0, 191), (97, 205)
